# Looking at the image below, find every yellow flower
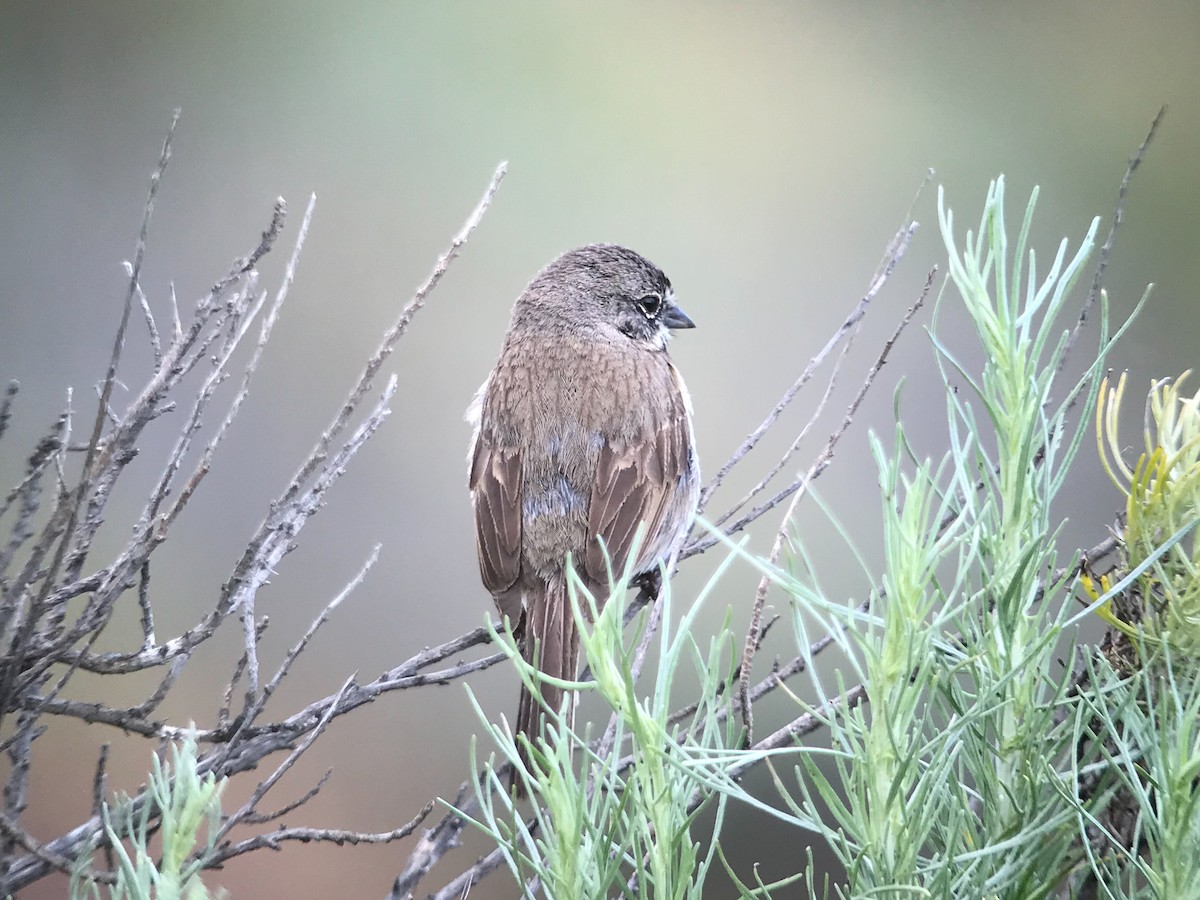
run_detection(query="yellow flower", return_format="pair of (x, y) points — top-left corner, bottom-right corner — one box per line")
(1095, 371), (1200, 655)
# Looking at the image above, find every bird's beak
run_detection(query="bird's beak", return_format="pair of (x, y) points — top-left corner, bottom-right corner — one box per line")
(660, 303), (696, 330)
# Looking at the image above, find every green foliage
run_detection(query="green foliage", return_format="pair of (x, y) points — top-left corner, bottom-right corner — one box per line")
(460, 540), (744, 900)
(1072, 642), (1200, 897)
(466, 178), (1191, 899)
(71, 731), (227, 900)
(700, 178), (1121, 897)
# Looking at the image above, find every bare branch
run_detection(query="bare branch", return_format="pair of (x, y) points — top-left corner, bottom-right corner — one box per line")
(0, 381), (18, 444)
(213, 801), (433, 866)
(738, 268), (933, 742)
(278, 163), (507, 513)
(123, 260), (162, 368)
(0, 812), (112, 885)
(0, 142), (508, 894)
(684, 231), (921, 561)
(62, 109), (179, 582)
(241, 769), (333, 826)
(695, 219), (918, 519)
(714, 338), (850, 528)
(1062, 105), (1165, 379)
(388, 779), (480, 900)
(215, 677), (354, 848)
(90, 744), (109, 820)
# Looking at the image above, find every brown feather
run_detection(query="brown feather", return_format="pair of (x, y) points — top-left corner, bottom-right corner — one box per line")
(470, 440), (523, 617)
(584, 411), (691, 584)
(513, 576), (579, 795)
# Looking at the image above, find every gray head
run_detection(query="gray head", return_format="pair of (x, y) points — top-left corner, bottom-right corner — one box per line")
(511, 244), (695, 349)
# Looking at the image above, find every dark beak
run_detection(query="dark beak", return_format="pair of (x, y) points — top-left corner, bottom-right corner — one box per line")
(661, 303), (696, 330)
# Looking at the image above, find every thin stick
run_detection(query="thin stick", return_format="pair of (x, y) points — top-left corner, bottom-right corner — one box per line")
(738, 268), (934, 741)
(696, 221), (918, 517)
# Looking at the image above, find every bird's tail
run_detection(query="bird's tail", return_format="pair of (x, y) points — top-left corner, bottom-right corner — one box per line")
(513, 575), (580, 796)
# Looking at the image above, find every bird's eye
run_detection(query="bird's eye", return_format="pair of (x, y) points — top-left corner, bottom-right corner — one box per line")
(636, 294), (662, 319)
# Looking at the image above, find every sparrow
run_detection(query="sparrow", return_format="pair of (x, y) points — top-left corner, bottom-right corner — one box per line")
(467, 243), (699, 786)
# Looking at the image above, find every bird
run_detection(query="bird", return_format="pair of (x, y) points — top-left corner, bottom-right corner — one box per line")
(466, 243), (699, 789)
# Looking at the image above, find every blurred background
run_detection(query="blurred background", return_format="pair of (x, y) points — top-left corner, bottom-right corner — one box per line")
(2, 2), (1198, 896)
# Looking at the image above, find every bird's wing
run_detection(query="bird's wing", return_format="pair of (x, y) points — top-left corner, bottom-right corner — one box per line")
(584, 406), (692, 584)
(469, 434), (523, 607)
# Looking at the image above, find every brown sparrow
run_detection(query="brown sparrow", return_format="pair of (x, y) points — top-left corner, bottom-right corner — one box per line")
(467, 244), (699, 785)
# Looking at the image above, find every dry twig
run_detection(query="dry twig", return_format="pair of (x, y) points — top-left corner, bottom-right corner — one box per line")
(0, 113), (507, 894)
